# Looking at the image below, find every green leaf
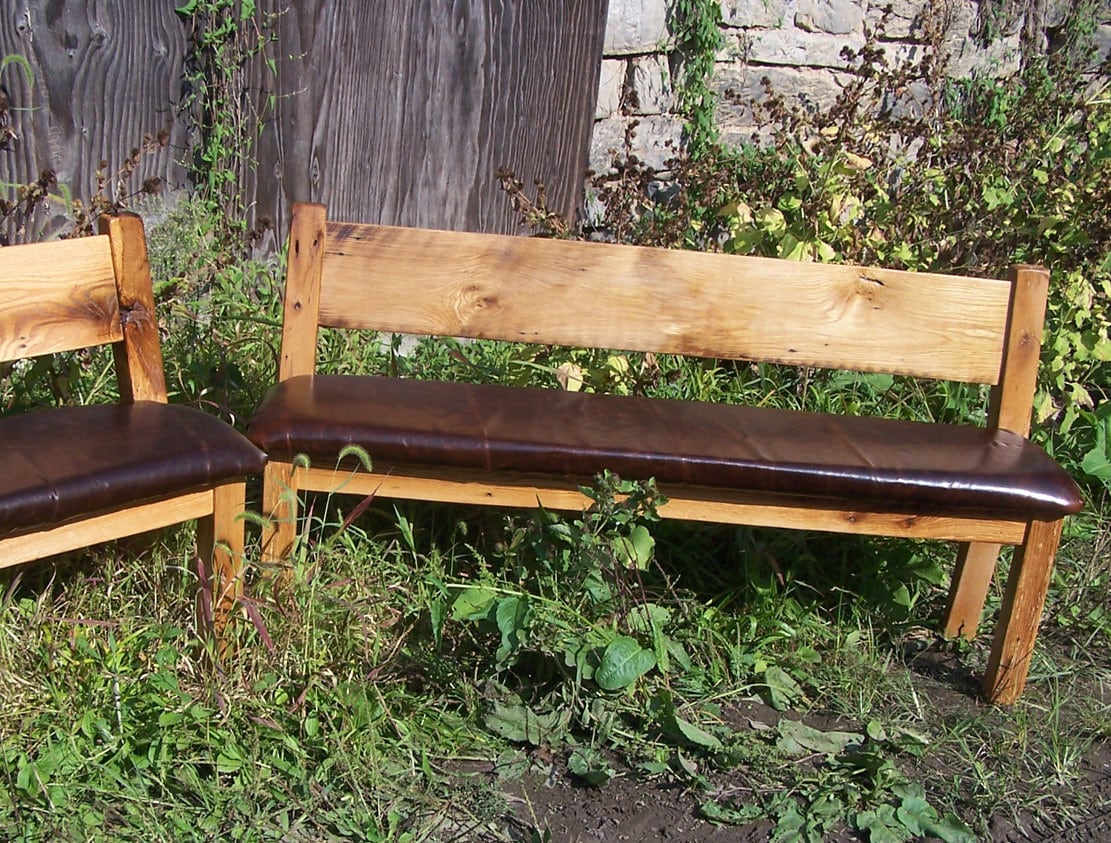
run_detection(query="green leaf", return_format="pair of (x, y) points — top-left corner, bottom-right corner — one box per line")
(484, 699), (570, 745)
(595, 636), (656, 690)
(775, 718), (862, 757)
(761, 665), (804, 710)
(568, 747), (614, 786)
(665, 636), (692, 671)
(672, 714), (723, 750)
(1081, 447), (1111, 481)
(429, 597), (445, 649)
(856, 806), (909, 843)
(614, 524), (655, 569)
(894, 791), (934, 836)
(216, 745), (245, 774)
(495, 595), (531, 664)
(450, 585), (497, 621)
(626, 602), (671, 634)
(923, 814), (978, 843)
(700, 799), (763, 824)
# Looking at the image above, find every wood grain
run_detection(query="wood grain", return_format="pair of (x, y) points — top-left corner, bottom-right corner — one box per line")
(943, 541), (1004, 638)
(1, 1), (605, 242)
(983, 517), (1065, 703)
(988, 265), (1050, 436)
(278, 203), (327, 380)
(101, 213), (167, 402)
(0, 235), (122, 360)
(319, 222), (1015, 383)
(0, 1), (188, 242)
(0, 490), (212, 569)
(253, 0), (607, 236)
(285, 462), (1029, 545)
(260, 460), (298, 571)
(196, 481), (247, 646)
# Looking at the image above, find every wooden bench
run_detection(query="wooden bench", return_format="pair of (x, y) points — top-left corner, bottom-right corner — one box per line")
(0, 214), (267, 636)
(248, 202), (1082, 703)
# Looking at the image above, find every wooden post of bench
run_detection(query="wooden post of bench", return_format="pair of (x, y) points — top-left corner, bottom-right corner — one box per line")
(943, 265), (1050, 641)
(102, 213), (168, 403)
(982, 516), (1065, 703)
(259, 203), (327, 575)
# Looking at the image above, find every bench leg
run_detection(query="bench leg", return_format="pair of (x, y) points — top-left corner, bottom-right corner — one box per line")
(196, 481), (247, 654)
(261, 460), (298, 584)
(943, 542), (1002, 639)
(982, 518), (1064, 704)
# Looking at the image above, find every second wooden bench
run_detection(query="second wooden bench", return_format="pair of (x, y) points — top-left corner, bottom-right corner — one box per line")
(247, 202), (1082, 704)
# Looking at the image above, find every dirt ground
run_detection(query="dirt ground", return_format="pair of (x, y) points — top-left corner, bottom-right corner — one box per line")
(468, 652), (1111, 842)
(495, 730), (1111, 842)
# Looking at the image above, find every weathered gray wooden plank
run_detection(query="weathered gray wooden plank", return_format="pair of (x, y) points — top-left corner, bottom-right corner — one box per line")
(253, 1), (607, 236)
(0, 1), (187, 242)
(1, 1), (607, 242)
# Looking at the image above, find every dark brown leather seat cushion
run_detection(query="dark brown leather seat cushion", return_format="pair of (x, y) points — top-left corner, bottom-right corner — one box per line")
(0, 402), (267, 537)
(249, 375), (1083, 518)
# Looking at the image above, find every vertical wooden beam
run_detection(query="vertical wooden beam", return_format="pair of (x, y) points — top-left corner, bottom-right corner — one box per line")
(947, 265), (1050, 645)
(261, 460), (299, 583)
(982, 517), (1064, 704)
(196, 482), (248, 656)
(943, 542), (1004, 639)
(278, 203), (327, 381)
(100, 213), (168, 403)
(988, 264), (1050, 436)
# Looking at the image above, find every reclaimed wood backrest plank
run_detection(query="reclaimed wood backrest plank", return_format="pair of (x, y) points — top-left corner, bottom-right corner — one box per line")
(317, 220), (1017, 384)
(0, 235), (123, 362)
(0, 214), (167, 403)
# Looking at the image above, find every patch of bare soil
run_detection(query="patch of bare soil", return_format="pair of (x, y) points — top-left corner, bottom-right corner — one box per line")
(459, 648), (1111, 842)
(490, 722), (1111, 842)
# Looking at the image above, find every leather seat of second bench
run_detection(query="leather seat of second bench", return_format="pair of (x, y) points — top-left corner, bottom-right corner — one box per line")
(248, 375), (1083, 519)
(0, 403), (268, 537)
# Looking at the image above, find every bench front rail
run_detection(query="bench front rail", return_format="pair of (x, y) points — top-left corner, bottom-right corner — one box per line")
(250, 203), (1082, 703)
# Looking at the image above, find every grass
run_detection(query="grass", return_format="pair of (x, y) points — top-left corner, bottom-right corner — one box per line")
(1, 476), (1108, 840)
(2, 145), (1109, 839)
(3, 5), (1108, 834)
(1, 202), (1107, 836)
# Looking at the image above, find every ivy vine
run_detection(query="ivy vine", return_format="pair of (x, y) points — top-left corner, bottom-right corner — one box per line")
(671, 0), (724, 157)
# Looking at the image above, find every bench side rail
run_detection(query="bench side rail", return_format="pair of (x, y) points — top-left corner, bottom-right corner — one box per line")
(0, 236), (124, 362)
(316, 220), (1020, 385)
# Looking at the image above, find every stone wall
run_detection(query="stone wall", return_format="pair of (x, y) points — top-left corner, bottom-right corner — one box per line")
(591, 0), (1111, 175)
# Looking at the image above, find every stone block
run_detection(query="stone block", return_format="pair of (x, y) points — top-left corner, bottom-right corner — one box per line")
(596, 59), (627, 119)
(1094, 24), (1111, 67)
(747, 28), (865, 67)
(589, 116), (683, 173)
(630, 53), (675, 114)
(865, 0), (932, 39)
(1047, 0), (1073, 28)
(714, 64), (847, 128)
(605, 0), (670, 55)
(795, 0), (865, 35)
(721, 0), (788, 28)
(946, 30), (1022, 77)
(590, 118), (629, 175)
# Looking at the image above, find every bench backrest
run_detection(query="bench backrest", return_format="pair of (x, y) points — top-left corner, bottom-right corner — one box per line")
(278, 203), (1048, 437)
(0, 214), (167, 403)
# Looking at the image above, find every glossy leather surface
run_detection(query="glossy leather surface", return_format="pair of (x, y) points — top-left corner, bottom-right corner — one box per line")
(1, 402), (267, 536)
(249, 375), (1083, 518)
